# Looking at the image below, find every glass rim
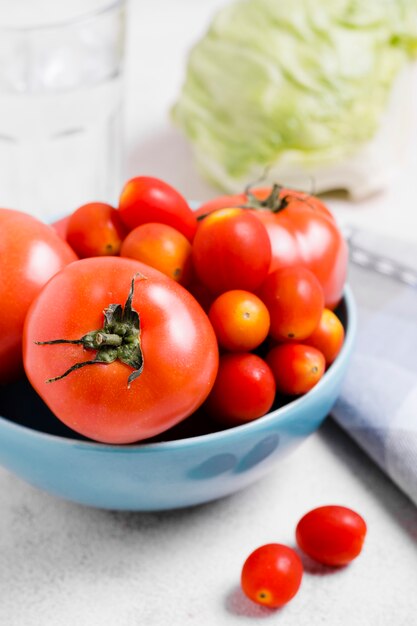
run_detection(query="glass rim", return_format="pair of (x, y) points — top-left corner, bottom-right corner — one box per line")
(0, 0), (126, 33)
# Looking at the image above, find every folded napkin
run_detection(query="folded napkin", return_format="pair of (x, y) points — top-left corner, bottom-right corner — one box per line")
(332, 228), (417, 506)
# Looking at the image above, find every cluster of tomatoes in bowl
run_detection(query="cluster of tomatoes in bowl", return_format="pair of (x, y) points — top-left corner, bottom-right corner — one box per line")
(0, 175), (348, 445)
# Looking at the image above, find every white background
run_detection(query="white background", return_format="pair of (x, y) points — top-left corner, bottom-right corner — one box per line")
(1, 1), (417, 624)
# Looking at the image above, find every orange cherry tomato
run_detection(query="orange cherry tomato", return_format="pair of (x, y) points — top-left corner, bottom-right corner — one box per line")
(66, 202), (127, 258)
(266, 343), (325, 395)
(304, 308), (345, 365)
(120, 222), (193, 286)
(192, 208), (272, 295)
(259, 266), (324, 342)
(208, 290), (270, 352)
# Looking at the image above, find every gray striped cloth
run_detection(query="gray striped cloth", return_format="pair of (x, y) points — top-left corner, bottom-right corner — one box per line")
(333, 228), (417, 506)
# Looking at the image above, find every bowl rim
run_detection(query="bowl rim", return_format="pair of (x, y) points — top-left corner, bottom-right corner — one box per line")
(0, 284), (357, 451)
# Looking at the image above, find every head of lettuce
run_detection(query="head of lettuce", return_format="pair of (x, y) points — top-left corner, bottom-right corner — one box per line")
(172, 0), (417, 198)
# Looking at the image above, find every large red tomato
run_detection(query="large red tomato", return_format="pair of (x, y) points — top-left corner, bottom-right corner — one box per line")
(197, 186), (348, 309)
(0, 209), (77, 384)
(23, 257), (219, 444)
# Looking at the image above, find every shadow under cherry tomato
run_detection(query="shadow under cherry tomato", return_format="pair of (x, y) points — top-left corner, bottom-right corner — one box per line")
(224, 585), (279, 619)
(291, 545), (348, 576)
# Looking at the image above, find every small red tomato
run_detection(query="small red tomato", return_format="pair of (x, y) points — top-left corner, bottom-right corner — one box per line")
(296, 505), (367, 566)
(241, 544), (303, 608)
(120, 222), (193, 285)
(305, 308), (345, 365)
(204, 353), (275, 426)
(192, 208), (272, 295)
(66, 202), (127, 258)
(118, 176), (197, 242)
(266, 344), (325, 395)
(208, 290), (270, 352)
(259, 266), (324, 342)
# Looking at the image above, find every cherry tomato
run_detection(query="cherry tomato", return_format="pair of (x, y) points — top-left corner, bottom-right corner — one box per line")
(241, 544), (303, 608)
(118, 176), (197, 242)
(266, 344), (325, 395)
(66, 202), (127, 258)
(0, 208), (77, 384)
(296, 505), (367, 566)
(259, 267), (324, 342)
(23, 257), (219, 444)
(197, 186), (348, 309)
(120, 222), (193, 286)
(305, 308), (345, 365)
(192, 208), (271, 295)
(204, 352), (275, 426)
(208, 290), (270, 352)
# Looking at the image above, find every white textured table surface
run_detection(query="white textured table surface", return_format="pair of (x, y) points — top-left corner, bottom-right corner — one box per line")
(1, 2), (417, 625)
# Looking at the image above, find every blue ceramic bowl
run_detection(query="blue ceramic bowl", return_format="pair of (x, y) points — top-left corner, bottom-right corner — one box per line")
(0, 287), (356, 511)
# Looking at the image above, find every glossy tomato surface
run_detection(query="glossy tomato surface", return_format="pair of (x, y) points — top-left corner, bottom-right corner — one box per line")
(197, 187), (348, 309)
(0, 208), (77, 384)
(241, 543), (303, 608)
(192, 208), (271, 295)
(204, 352), (276, 426)
(23, 257), (219, 444)
(118, 176), (197, 242)
(66, 202), (127, 258)
(259, 266), (324, 342)
(296, 505), (367, 566)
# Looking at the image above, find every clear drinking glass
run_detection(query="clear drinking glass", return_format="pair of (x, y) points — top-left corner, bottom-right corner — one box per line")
(0, 0), (126, 221)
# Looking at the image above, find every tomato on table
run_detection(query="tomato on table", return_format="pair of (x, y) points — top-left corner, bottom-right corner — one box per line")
(0, 208), (77, 384)
(192, 208), (271, 295)
(66, 202), (127, 258)
(197, 186), (348, 309)
(118, 176), (197, 242)
(296, 505), (367, 566)
(266, 344), (325, 395)
(23, 257), (219, 444)
(258, 266), (324, 342)
(120, 222), (193, 286)
(241, 543), (303, 608)
(204, 352), (276, 426)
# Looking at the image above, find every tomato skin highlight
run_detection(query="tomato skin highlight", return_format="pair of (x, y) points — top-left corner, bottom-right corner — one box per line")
(197, 187), (348, 309)
(259, 266), (324, 342)
(266, 344), (325, 396)
(23, 257), (219, 444)
(118, 176), (197, 242)
(0, 208), (77, 384)
(120, 222), (193, 286)
(241, 543), (303, 608)
(204, 352), (276, 426)
(66, 202), (127, 258)
(192, 208), (272, 295)
(296, 505), (367, 566)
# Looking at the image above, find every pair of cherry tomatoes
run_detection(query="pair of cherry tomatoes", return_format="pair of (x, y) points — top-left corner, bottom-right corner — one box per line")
(241, 505), (367, 609)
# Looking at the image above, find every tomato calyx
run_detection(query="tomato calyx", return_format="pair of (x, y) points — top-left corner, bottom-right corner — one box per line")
(36, 274), (145, 387)
(242, 182), (289, 214)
